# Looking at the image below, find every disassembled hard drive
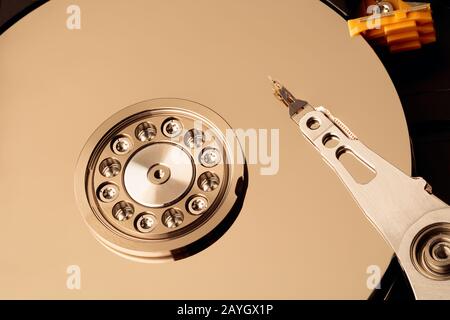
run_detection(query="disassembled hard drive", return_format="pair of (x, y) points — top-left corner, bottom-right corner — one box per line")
(0, 0), (424, 300)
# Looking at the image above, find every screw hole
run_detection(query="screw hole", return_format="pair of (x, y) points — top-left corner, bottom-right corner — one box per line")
(306, 117), (320, 130)
(433, 243), (450, 261)
(154, 169), (164, 180)
(99, 158), (121, 178)
(112, 201), (134, 221)
(162, 208), (184, 228)
(135, 122), (157, 142)
(198, 171), (220, 192)
(184, 129), (205, 148)
(322, 134), (340, 148)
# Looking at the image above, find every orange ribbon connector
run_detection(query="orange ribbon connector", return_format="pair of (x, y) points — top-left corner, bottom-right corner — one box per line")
(348, 0), (436, 53)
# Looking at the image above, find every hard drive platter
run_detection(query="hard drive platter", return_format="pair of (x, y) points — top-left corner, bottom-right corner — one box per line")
(0, 0), (411, 299)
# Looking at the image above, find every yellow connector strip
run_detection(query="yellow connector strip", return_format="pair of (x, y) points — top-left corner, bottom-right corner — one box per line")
(348, 1), (436, 53)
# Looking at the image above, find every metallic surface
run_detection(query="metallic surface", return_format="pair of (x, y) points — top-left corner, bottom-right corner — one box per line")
(75, 99), (245, 261)
(124, 142), (194, 207)
(377, 1), (394, 14)
(411, 223), (450, 281)
(0, 0), (411, 298)
(271, 80), (450, 299)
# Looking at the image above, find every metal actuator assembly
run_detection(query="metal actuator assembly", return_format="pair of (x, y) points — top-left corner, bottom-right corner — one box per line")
(271, 78), (450, 299)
